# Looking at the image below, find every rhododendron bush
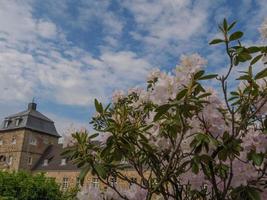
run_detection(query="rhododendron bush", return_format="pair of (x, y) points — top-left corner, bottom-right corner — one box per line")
(65, 19), (267, 200)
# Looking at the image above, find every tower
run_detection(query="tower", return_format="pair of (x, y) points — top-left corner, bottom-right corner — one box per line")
(0, 102), (60, 171)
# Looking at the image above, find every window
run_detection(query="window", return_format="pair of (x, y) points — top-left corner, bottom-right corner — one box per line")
(29, 137), (37, 145)
(15, 118), (21, 126)
(60, 158), (66, 166)
(76, 177), (81, 187)
(62, 177), (69, 190)
(11, 137), (16, 145)
(0, 139), (3, 145)
(92, 177), (99, 188)
(43, 159), (48, 166)
(129, 177), (137, 188)
(28, 156), (32, 165)
(43, 138), (49, 144)
(8, 156), (13, 165)
(0, 155), (6, 162)
(110, 176), (117, 187)
(4, 120), (10, 128)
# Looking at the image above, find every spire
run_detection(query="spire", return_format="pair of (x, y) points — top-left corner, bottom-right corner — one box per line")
(28, 102), (37, 110)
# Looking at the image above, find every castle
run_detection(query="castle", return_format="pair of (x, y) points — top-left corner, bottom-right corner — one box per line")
(0, 102), (91, 190)
(0, 102), (140, 193)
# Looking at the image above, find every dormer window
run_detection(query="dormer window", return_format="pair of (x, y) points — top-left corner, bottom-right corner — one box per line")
(11, 137), (16, 144)
(43, 159), (48, 166)
(61, 158), (66, 166)
(15, 118), (22, 126)
(4, 119), (11, 128)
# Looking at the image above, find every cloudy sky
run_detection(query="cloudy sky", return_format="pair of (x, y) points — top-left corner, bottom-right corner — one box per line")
(0, 0), (266, 134)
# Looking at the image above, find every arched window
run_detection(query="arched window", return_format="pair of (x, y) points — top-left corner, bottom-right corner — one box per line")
(43, 159), (49, 166)
(0, 155), (6, 162)
(8, 156), (13, 165)
(11, 137), (16, 144)
(60, 158), (66, 166)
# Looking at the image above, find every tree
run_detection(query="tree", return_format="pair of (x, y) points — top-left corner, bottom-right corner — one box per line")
(65, 19), (267, 200)
(0, 171), (62, 200)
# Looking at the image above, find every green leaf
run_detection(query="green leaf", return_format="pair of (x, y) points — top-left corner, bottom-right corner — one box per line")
(194, 70), (205, 79)
(209, 39), (224, 45)
(248, 151), (264, 166)
(154, 104), (171, 121)
(238, 52), (252, 62)
(223, 18), (228, 31)
(229, 31), (243, 41)
(247, 187), (261, 200)
(94, 164), (108, 179)
(199, 74), (218, 80)
(176, 88), (188, 100)
(255, 68), (267, 79)
(191, 161), (199, 174)
(228, 21), (236, 31)
(94, 99), (103, 113)
(218, 149), (227, 161)
(250, 54), (263, 65)
(237, 75), (250, 81)
(248, 46), (261, 53)
(79, 165), (91, 185)
(89, 133), (99, 139)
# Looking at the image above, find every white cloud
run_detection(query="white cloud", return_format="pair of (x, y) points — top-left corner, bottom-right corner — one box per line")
(122, 0), (209, 47)
(0, 0), (153, 108)
(36, 20), (57, 38)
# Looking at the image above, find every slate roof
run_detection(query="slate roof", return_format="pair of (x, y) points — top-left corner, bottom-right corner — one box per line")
(0, 103), (60, 138)
(32, 144), (79, 171)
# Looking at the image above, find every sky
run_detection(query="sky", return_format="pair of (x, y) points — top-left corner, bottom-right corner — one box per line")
(0, 0), (266, 135)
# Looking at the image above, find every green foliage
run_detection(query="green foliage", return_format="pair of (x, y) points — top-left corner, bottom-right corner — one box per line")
(0, 171), (63, 200)
(65, 18), (267, 200)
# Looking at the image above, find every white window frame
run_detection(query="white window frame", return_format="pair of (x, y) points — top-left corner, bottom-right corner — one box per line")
(28, 156), (32, 165)
(15, 118), (21, 126)
(60, 158), (66, 166)
(110, 176), (117, 187)
(11, 137), (16, 145)
(92, 177), (99, 188)
(62, 177), (69, 190)
(4, 120), (10, 128)
(8, 156), (13, 165)
(43, 159), (48, 166)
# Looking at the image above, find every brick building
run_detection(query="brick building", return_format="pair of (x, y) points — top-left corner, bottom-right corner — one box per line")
(0, 102), (140, 192)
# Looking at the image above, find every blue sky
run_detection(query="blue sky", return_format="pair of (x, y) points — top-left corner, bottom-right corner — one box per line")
(0, 0), (266, 134)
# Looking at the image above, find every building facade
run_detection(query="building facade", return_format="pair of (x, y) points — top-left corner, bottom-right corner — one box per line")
(0, 102), (138, 192)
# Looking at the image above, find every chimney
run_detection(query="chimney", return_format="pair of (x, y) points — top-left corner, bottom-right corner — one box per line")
(28, 102), (37, 110)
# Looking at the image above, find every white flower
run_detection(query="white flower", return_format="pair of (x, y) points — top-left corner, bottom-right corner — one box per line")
(112, 90), (125, 103)
(147, 68), (161, 82)
(175, 54), (207, 85)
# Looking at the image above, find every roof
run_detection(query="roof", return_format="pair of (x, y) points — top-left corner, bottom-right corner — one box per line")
(32, 144), (79, 171)
(0, 103), (60, 138)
